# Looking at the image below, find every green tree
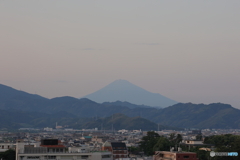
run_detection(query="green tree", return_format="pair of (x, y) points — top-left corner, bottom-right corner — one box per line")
(175, 134), (183, 144)
(168, 133), (176, 142)
(139, 131), (160, 156)
(128, 146), (141, 155)
(153, 136), (171, 151)
(168, 133), (182, 146)
(195, 150), (210, 160)
(196, 134), (202, 141)
(0, 149), (16, 160)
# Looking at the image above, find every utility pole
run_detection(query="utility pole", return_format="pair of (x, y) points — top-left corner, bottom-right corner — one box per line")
(112, 115), (114, 133)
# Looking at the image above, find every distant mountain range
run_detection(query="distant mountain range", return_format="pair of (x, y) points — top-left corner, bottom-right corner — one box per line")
(83, 79), (177, 108)
(0, 83), (240, 129)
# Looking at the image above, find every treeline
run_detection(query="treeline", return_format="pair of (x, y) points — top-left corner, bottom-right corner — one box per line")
(204, 134), (240, 160)
(132, 132), (240, 160)
(131, 131), (183, 156)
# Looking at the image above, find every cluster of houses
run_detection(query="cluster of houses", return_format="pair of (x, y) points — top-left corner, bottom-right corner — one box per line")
(0, 128), (239, 160)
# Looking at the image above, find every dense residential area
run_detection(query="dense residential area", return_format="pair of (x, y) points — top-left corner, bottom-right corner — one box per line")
(0, 128), (240, 160)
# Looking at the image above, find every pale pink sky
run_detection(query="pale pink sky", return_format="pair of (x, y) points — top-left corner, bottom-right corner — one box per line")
(1, 1), (240, 108)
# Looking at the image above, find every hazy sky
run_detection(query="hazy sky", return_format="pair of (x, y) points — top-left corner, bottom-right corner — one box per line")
(1, 1), (240, 108)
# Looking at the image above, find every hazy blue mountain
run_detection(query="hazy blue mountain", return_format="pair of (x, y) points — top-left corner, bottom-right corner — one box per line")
(0, 84), (47, 101)
(82, 79), (177, 108)
(0, 83), (157, 115)
(102, 101), (157, 109)
(0, 84), (49, 111)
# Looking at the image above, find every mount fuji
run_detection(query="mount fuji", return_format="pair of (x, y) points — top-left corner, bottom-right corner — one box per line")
(82, 79), (177, 108)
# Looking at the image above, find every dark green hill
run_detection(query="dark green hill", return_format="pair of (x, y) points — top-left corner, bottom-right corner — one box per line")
(69, 113), (171, 131)
(151, 103), (240, 129)
(0, 109), (78, 129)
(0, 110), (176, 130)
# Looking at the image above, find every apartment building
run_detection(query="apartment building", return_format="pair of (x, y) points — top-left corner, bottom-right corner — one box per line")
(102, 141), (128, 160)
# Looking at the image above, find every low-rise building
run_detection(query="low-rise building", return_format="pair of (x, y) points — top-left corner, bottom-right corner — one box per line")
(102, 141), (128, 160)
(0, 143), (15, 152)
(153, 151), (199, 160)
(16, 139), (112, 160)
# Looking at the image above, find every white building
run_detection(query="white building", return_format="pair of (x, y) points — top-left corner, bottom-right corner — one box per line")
(44, 127), (53, 131)
(16, 139), (113, 160)
(0, 143), (15, 152)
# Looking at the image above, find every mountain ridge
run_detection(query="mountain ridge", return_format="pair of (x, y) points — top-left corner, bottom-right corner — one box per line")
(1, 83), (240, 129)
(0, 84), (47, 101)
(102, 101), (156, 109)
(0, 109), (178, 130)
(83, 79), (177, 108)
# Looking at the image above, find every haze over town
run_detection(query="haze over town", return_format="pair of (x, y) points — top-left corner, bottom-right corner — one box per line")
(1, 1), (240, 108)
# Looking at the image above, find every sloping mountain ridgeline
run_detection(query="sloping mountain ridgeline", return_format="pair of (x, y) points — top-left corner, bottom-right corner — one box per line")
(150, 103), (240, 129)
(0, 109), (177, 131)
(82, 79), (177, 108)
(67, 113), (178, 131)
(102, 101), (156, 109)
(0, 84), (48, 111)
(0, 83), (240, 129)
(0, 109), (78, 129)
